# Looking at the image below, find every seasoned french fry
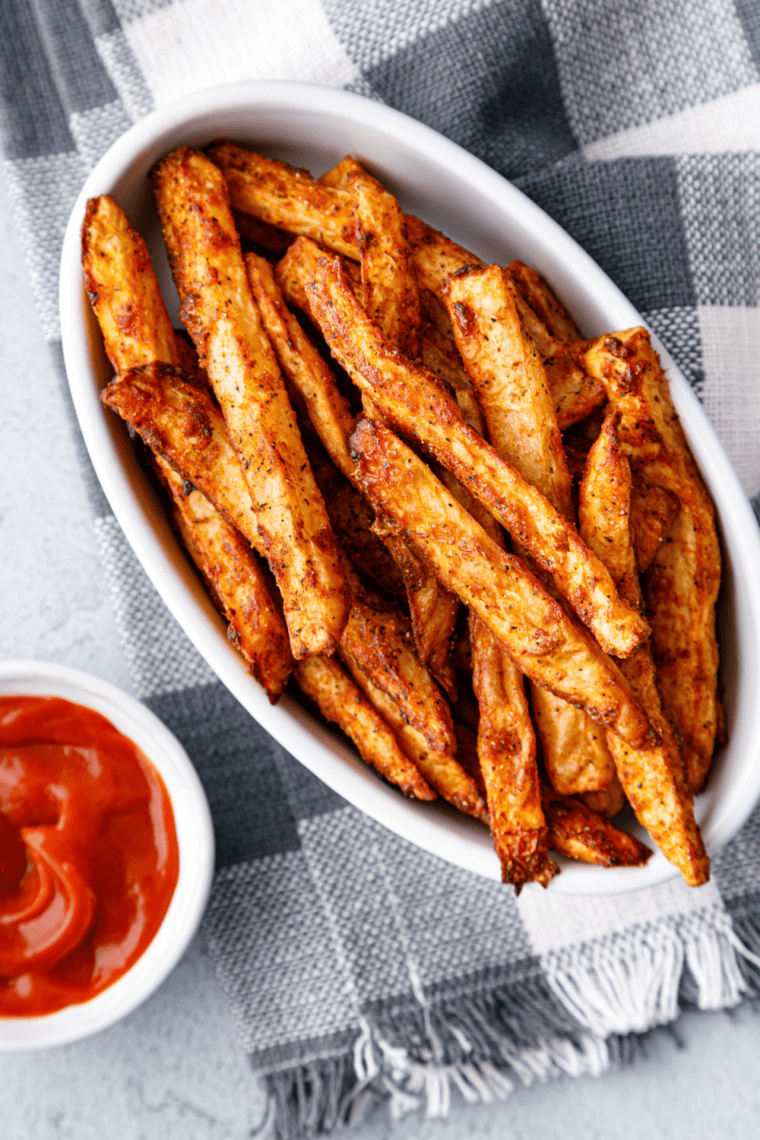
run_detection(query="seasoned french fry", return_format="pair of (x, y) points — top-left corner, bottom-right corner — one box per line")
(339, 648), (486, 819)
(579, 778), (626, 819)
(542, 785), (651, 867)
(102, 364), (267, 558)
(445, 262), (615, 798)
(152, 147), (351, 659)
(207, 141), (358, 258)
(579, 410), (710, 885)
(83, 194), (293, 702)
(630, 477), (679, 573)
(507, 260), (581, 343)
(244, 250), (356, 479)
(349, 167), (421, 359)
(293, 655), (436, 801)
(309, 254), (649, 659)
(158, 460), (292, 702)
(470, 615), (557, 890)
(351, 416), (653, 749)
(82, 195), (179, 372)
(268, 236), (460, 696)
(444, 264), (574, 521)
(583, 328), (721, 793)
(340, 601), (455, 754)
(319, 155), (364, 189)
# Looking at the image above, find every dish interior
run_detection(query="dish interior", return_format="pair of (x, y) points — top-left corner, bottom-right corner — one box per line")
(60, 83), (760, 895)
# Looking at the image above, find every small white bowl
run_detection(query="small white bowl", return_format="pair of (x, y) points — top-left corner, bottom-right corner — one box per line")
(0, 661), (214, 1049)
(59, 80), (760, 895)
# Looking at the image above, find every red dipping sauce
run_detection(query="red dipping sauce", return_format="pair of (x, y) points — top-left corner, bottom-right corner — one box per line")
(0, 695), (179, 1017)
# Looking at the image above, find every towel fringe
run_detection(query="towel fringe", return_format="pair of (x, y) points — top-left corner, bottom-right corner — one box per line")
(266, 906), (754, 1137)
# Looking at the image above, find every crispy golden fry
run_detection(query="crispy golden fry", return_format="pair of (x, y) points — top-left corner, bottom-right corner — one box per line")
(348, 167), (421, 360)
(207, 141), (358, 258)
(308, 454), (406, 600)
(309, 255), (649, 659)
(158, 460), (292, 702)
(579, 410), (710, 885)
(544, 344), (607, 431)
(244, 250), (356, 479)
(579, 778), (626, 819)
(507, 260), (580, 343)
(470, 615), (557, 890)
(82, 194), (293, 702)
(583, 328), (721, 793)
(339, 601), (455, 754)
(214, 144), (603, 428)
(152, 147), (351, 659)
(436, 420), (549, 886)
(82, 195), (179, 372)
(445, 263), (614, 798)
(542, 785), (651, 867)
(444, 263), (574, 522)
(319, 155), (364, 188)
(351, 416), (653, 748)
(232, 209), (294, 256)
(645, 509), (720, 795)
(339, 648), (486, 819)
(293, 655), (436, 801)
(532, 690), (617, 794)
(630, 477), (680, 573)
(498, 261), (605, 430)
(102, 363), (268, 558)
(272, 236), (460, 694)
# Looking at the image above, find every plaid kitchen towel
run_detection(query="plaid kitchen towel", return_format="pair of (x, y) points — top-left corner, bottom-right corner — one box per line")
(4, 0), (760, 1135)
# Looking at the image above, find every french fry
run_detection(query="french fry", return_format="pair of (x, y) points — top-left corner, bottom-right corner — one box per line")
(158, 460), (292, 702)
(431, 399), (554, 888)
(507, 260), (581, 343)
(348, 167), (421, 360)
(444, 264), (574, 522)
(207, 141), (358, 258)
(444, 262), (615, 798)
(629, 477), (679, 573)
(308, 254), (649, 659)
(82, 195), (179, 372)
(579, 778), (626, 819)
(268, 236), (460, 696)
(83, 194), (293, 702)
(102, 364), (268, 559)
(542, 785), (651, 868)
(339, 648), (486, 819)
(470, 615), (557, 890)
(152, 147), (351, 659)
(340, 601), (455, 754)
(578, 410), (710, 885)
(583, 328), (721, 793)
(244, 250), (356, 479)
(293, 655), (436, 801)
(351, 416), (653, 749)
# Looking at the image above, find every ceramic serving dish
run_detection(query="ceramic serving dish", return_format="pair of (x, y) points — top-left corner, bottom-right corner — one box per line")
(59, 80), (760, 895)
(0, 661), (214, 1048)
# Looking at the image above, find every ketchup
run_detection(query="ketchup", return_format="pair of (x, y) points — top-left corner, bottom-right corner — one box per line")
(0, 695), (179, 1017)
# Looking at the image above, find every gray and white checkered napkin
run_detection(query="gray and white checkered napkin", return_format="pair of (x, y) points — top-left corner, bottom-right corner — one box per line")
(4, 1), (760, 1135)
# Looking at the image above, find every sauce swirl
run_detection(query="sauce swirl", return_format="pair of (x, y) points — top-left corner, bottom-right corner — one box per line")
(0, 695), (179, 1017)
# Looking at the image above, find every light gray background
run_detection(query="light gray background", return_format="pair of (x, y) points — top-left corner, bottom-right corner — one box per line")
(2, 160), (760, 1140)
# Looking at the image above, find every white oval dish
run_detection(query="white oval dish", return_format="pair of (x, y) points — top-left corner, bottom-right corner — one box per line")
(0, 661), (214, 1049)
(59, 80), (760, 895)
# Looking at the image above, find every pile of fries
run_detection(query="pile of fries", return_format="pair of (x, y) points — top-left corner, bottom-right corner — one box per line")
(82, 139), (721, 891)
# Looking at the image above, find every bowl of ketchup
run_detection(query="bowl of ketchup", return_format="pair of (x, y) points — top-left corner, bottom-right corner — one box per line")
(0, 661), (214, 1049)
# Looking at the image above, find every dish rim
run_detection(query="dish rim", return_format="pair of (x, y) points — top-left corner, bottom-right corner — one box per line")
(0, 659), (215, 1049)
(59, 78), (760, 896)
